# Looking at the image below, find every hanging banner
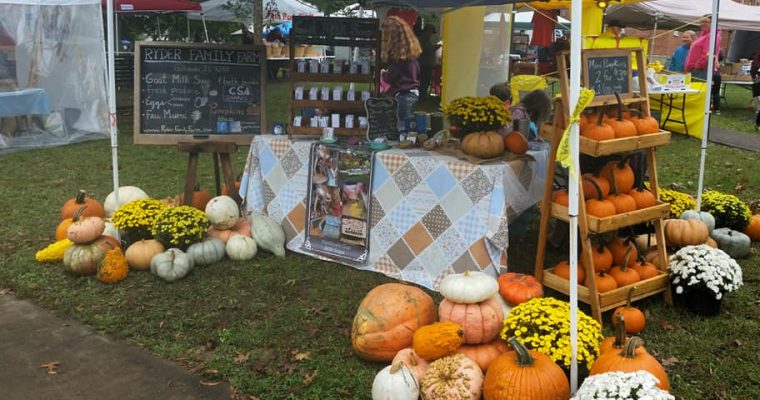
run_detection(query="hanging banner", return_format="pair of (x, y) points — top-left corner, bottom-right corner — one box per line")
(304, 143), (373, 262)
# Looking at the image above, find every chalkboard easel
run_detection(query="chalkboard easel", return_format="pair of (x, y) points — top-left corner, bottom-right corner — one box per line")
(581, 48), (634, 104)
(178, 141), (243, 207)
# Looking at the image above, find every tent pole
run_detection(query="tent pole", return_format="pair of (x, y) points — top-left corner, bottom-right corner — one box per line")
(696, 0), (720, 210)
(505, 6), (513, 79)
(106, 0), (120, 207)
(202, 14), (209, 43)
(650, 12), (661, 63)
(568, 0), (583, 394)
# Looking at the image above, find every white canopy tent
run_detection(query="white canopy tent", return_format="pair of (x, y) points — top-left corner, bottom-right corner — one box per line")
(607, 0), (760, 32)
(0, 0), (109, 154)
(329, 3), (377, 18)
(193, 0), (321, 24)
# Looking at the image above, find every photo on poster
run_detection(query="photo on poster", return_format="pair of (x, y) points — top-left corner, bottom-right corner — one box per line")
(304, 143), (372, 263)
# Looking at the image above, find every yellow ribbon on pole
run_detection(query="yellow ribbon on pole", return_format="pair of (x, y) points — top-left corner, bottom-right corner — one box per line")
(556, 88), (595, 180)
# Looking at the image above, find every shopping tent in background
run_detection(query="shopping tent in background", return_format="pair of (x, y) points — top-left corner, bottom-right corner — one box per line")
(607, 0), (760, 31)
(330, 3), (377, 18)
(101, 0), (201, 13)
(484, 10), (570, 30)
(0, 0), (108, 154)
(195, 0), (321, 24)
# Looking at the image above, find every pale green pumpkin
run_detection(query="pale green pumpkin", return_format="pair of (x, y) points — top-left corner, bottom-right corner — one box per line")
(711, 228), (751, 259)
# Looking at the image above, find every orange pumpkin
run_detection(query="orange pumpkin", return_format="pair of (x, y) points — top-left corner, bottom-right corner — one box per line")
(630, 109), (661, 135)
(585, 179), (617, 218)
(504, 131), (529, 155)
(608, 260), (641, 288)
(455, 339), (510, 372)
(460, 131), (505, 159)
(56, 218), (75, 241)
(580, 106), (615, 141)
(392, 348), (429, 383)
(497, 272), (544, 306)
(606, 93), (638, 138)
(582, 174), (611, 199)
(552, 189), (569, 207)
(483, 336), (570, 400)
(607, 173), (637, 214)
(612, 288), (646, 334)
(588, 271), (618, 293)
(608, 237), (638, 267)
(630, 187), (658, 210)
(439, 297), (504, 344)
(600, 314), (628, 355)
(351, 283), (437, 362)
(553, 259), (586, 284)
(175, 184), (213, 211)
(581, 243), (613, 273)
(207, 218), (252, 243)
(631, 254), (660, 280)
(600, 159), (635, 194)
(61, 190), (105, 220)
(590, 337), (670, 391)
(743, 215), (760, 241)
(221, 178), (242, 196)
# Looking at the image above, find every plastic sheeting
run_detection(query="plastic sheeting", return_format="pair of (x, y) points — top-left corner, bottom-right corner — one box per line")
(0, 1), (108, 154)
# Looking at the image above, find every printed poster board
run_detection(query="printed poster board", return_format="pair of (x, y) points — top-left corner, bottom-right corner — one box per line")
(304, 143), (373, 263)
(134, 42), (266, 145)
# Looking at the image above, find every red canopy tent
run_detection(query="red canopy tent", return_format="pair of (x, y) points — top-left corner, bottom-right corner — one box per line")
(101, 0), (202, 13)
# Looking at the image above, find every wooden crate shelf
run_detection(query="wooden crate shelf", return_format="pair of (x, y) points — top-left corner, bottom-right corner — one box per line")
(543, 267), (670, 312)
(580, 131), (671, 156)
(551, 202), (670, 233)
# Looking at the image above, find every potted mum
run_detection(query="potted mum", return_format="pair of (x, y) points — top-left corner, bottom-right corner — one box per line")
(669, 244), (743, 316)
(573, 371), (674, 400)
(500, 297), (603, 380)
(441, 95), (511, 159)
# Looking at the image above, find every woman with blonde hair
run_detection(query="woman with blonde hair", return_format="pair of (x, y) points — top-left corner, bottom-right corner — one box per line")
(380, 16), (422, 136)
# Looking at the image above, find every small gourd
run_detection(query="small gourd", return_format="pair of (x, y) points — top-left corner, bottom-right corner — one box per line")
(371, 362), (419, 400)
(439, 270), (499, 304)
(391, 348), (429, 383)
(226, 235), (258, 261)
(66, 206), (106, 244)
(412, 321), (465, 362)
(97, 247), (129, 284)
(151, 248), (194, 282)
(187, 237), (226, 266)
(249, 212), (286, 257)
(125, 239), (165, 271)
(205, 195), (240, 230)
(710, 228), (751, 259)
(36, 239), (74, 263)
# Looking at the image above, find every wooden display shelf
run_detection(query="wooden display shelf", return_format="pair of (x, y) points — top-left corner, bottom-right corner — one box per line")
(289, 126), (366, 136)
(291, 72), (375, 83)
(542, 267), (670, 313)
(551, 202), (670, 233)
(291, 99), (366, 111)
(587, 96), (648, 109)
(580, 131), (671, 156)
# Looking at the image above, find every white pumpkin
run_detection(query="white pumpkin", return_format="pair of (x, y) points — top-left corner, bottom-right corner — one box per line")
(104, 186), (149, 217)
(371, 362), (420, 400)
(205, 196), (240, 230)
(681, 210), (716, 234)
(187, 237), (226, 266)
(150, 248), (194, 282)
(102, 221), (120, 242)
(226, 235), (257, 260)
(438, 270), (499, 304)
(249, 212), (286, 257)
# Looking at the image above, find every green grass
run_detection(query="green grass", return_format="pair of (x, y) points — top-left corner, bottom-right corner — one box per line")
(1, 81), (759, 399)
(711, 84), (759, 135)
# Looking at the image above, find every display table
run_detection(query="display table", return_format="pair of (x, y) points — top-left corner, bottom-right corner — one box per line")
(241, 135), (548, 290)
(0, 88), (51, 118)
(648, 88), (702, 136)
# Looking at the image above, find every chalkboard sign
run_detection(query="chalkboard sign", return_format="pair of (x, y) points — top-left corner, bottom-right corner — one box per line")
(365, 97), (397, 141)
(582, 49), (633, 102)
(291, 16), (379, 47)
(134, 42), (266, 145)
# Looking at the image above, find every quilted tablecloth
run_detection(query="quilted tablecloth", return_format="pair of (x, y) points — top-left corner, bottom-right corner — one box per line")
(241, 135), (548, 290)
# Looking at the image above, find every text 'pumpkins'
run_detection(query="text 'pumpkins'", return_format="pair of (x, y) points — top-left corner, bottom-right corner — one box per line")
(351, 283), (436, 362)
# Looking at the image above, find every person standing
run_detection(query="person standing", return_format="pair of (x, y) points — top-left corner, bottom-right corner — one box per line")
(417, 24), (439, 103)
(667, 30), (695, 72)
(751, 47), (760, 131)
(685, 15), (722, 114)
(380, 16), (421, 135)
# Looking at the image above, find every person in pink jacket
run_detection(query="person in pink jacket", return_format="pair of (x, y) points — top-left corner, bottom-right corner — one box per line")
(685, 15), (722, 113)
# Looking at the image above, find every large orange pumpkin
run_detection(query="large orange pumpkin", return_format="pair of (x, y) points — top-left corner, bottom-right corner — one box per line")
(599, 314), (628, 355)
(590, 337), (670, 391)
(743, 214), (760, 241)
(662, 219), (709, 247)
(61, 190), (105, 220)
(439, 297), (504, 344)
(483, 336), (570, 400)
(460, 131), (505, 159)
(351, 283), (437, 362)
(497, 272), (543, 306)
(456, 339), (510, 372)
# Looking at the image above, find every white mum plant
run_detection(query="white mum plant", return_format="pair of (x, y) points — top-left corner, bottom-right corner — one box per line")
(668, 244), (743, 300)
(573, 371), (674, 400)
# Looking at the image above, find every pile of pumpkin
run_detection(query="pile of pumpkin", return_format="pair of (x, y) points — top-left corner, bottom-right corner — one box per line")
(553, 157), (659, 219)
(579, 94), (661, 141)
(459, 130), (530, 160)
(551, 233), (661, 294)
(36, 186), (286, 284)
(354, 271), (671, 400)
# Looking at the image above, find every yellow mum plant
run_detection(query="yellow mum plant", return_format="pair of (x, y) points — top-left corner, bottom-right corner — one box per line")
(649, 185), (696, 218)
(501, 297), (603, 370)
(151, 205), (209, 249)
(441, 95), (511, 136)
(111, 198), (167, 245)
(701, 190), (751, 231)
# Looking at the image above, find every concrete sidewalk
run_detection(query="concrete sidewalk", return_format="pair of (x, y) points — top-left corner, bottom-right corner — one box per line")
(0, 295), (231, 400)
(708, 127), (760, 152)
